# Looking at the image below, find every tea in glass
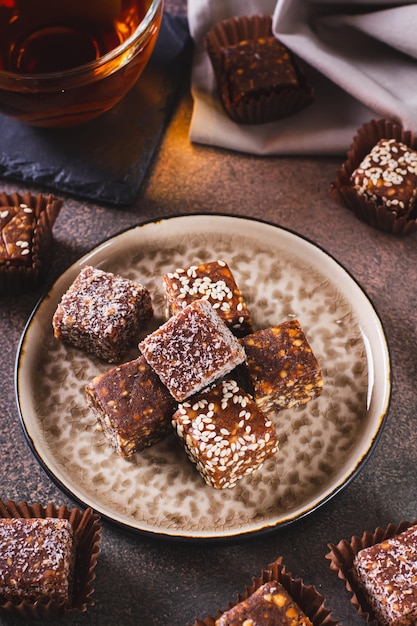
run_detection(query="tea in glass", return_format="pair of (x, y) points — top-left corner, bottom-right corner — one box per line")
(0, 0), (163, 126)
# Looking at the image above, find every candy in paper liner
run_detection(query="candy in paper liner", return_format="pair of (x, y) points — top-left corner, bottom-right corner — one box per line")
(325, 519), (417, 625)
(192, 555), (339, 626)
(0, 500), (101, 620)
(0, 191), (63, 295)
(331, 118), (417, 236)
(205, 15), (314, 125)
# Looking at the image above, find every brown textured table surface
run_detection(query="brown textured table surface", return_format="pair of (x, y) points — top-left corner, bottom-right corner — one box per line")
(1, 6), (417, 626)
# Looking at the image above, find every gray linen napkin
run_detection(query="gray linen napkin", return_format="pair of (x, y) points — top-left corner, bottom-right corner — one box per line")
(188, 0), (417, 156)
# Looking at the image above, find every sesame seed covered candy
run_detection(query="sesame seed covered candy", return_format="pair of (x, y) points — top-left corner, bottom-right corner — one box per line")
(351, 138), (417, 217)
(0, 517), (74, 605)
(0, 204), (35, 266)
(53, 266), (153, 363)
(240, 320), (323, 414)
(215, 581), (313, 626)
(85, 355), (177, 459)
(0, 193), (62, 296)
(162, 260), (253, 338)
(172, 379), (278, 489)
(139, 299), (246, 402)
(353, 524), (417, 626)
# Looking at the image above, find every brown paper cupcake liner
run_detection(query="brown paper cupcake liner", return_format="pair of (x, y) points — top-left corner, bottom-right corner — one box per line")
(0, 499), (101, 620)
(192, 555), (339, 626)
(0, 191), (63, 296)
(331, 118), (417, 236)
(205, 15), (314, 125)
(326, 519), (417, 625)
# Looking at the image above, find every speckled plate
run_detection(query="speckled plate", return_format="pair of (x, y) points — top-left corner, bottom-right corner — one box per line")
(16, 214), (391, 540)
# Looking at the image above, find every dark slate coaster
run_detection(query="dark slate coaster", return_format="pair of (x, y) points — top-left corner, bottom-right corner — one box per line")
(0, 13), (192, 207)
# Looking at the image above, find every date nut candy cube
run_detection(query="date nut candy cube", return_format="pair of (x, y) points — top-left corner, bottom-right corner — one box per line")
(162, 260), (253, 337)
(351, 138), (417, 218)
(85, 355), (177, 459)
(139, 299), (246, 402)
(172, 379), (278, 489)
(0, 517), (74, 605)
(52, 265), (153, 363)
(215, 580), (312, 626)
(241, 319), (323, 413)
(353, 523), (417, 626)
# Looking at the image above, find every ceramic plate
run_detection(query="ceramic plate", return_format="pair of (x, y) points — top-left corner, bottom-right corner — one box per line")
(16, 215), (391, 539)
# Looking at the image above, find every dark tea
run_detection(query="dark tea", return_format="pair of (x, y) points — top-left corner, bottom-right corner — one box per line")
(0, 0), (163, 126)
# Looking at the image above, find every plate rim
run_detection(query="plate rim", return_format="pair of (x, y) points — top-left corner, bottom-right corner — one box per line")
(14, 213), (392, 541)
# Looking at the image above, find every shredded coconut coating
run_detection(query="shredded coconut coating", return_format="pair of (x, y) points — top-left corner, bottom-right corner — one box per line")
(139, 299), (246, 402)
(172, 379), (278, 489)
(215, 581), (312, 625)
(241, 320), (323, 414)
(351, 138), (417, 217)
(52, 265), (153, 362)
(162, 260), (253, 337)
(0, 517), (74, 605)
(353, 524), (417, 626)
